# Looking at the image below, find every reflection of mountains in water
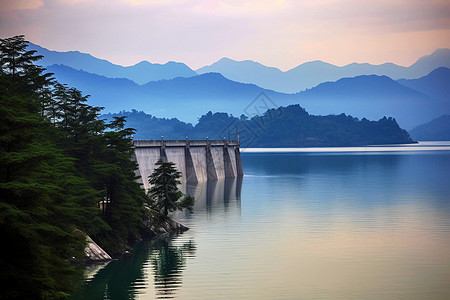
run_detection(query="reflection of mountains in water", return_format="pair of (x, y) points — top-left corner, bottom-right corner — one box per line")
(180, 177), (243, 213)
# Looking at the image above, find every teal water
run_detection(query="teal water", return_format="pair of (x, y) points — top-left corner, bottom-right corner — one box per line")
(71, 142), (450, 300)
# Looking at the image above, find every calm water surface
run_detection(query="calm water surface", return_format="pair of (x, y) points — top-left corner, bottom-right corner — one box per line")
(71, 142), (450, 300)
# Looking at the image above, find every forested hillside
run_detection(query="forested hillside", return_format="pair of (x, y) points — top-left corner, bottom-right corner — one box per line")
(103, 105), (414, 147)
(0, 36), (148, 299)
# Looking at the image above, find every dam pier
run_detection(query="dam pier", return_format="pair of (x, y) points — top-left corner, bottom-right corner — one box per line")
(133, 140), (243, 190)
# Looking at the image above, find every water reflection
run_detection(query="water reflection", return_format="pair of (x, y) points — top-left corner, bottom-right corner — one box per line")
(71, 178), (241, 299)
(242, 152), (450, 211)
(70, 240), (152, 300)
(150, 237), (196, 299)
(71, 150), (450, 299)
(70, 237), (196, 300)
(182, 177), (242, 215)
(242, 151), (404, 176)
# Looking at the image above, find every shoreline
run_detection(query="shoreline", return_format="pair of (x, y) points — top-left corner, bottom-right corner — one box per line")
(84, 216), (189, 264)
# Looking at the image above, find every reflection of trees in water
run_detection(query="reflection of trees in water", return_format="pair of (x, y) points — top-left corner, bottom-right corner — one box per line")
(150, 237), (196, 299)
(70, 176), (241, 300)
(70, 240), (152, 300)
(71, 178), (242, 299)
(69, 236), (196, 300)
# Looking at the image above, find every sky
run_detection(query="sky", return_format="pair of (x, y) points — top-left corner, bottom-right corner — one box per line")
(1, 0), (449, 70)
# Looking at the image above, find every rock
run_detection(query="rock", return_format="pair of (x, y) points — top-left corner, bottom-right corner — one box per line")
(142, 213), (189, 237)
(84, 235), (112, 262)
(166, 217), (189, 232)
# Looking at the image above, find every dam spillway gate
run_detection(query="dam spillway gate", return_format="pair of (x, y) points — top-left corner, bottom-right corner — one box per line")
(133, 140), (243, 190)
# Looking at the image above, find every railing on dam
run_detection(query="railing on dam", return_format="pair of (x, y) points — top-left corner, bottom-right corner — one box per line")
(133, 140), (241, 147)
(133, 140), (243, 190)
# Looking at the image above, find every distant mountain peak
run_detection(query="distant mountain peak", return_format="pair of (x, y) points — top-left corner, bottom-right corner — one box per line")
(165, 61), (184, 65)
(134, 60), (152, 66)
(196, 48), (450, 93)
(27, 42), (198, 85)
(417, 66), (450, 78)
(196, 72), (228, 80)
(308, 74), (396, 91)
(430, 48), (450, 56)
(294, 60), (330, 67)
(218, 57), (235, 63)
(397, 66), (450, 102)
(410, 48), (450, 68)
(200, 57), (281, 71)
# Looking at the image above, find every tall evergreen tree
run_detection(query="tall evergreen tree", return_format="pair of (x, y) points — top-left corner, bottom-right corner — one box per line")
(50, 83), (148, 254)
(148, 160), (194, 217)
(90, 116), (148, 255)
(0, 35), (88, 299)
(1, 35), (150, 298)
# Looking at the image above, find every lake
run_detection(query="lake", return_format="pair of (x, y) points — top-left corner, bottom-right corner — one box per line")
(71, 142), (450, 300)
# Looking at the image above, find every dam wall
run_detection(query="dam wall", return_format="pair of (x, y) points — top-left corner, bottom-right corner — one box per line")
(133, 140), (243, 190)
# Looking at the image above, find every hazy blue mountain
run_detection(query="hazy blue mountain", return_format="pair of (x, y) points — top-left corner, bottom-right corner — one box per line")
(47, 64), (288, 122)
(29, 42), (449, 94)
(196, 57), (287, 92)
(28, 42), (197, 84)
(409, 115), (450, 141)
(296, 74), (448, 130)
(407, 49), (450, 78)
(47, 64), (142, 111)
(197, 49), (450, 93)
(284, 61), (408, 91)
(47, 64), (448, 129)
(397, 67), (450, 101)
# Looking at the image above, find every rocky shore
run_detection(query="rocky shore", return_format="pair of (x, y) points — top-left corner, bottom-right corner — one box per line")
(84, 216), (188, 262)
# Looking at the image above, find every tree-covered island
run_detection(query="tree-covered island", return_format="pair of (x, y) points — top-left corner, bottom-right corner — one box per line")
(103, 107), (415, 147)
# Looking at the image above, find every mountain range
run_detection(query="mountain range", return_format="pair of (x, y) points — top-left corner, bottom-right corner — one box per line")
(295, 73), (449, 129)
(46, 63), (449, 130)
(397, 67), (450, 102)
(27, 43), (197, 84)
(29, 42), (450, 93)
(197, 49), (450, 93)
(409, 115), (450, 141)
(30, 43), (450, 130)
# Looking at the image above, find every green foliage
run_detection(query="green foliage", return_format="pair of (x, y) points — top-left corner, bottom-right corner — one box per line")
(0, 35), (149, 299)
(148, 160), (194, 217)
(0, 35), (86, 299)
(105, 105), (414, 146)
(48, 83), (148, 255)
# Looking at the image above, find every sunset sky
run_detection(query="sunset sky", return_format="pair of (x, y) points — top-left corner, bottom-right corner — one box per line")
(1, 0), (449, 70)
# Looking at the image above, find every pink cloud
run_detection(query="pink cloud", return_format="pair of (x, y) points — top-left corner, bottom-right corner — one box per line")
(0, 0), (449, 69)
(0, 0), (43, 12)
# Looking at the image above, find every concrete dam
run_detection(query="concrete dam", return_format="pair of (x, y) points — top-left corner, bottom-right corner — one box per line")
(133, 140), (243, 190)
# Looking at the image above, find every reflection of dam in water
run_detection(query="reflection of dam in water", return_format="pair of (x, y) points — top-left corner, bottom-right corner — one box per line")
(133, 140), (243, 191)
(184, 178), (243, 213)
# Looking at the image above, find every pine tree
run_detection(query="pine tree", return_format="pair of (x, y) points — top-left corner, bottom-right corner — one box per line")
(148, 160), (194, 217)
(1, 34), (155, 297)
(91, 116), (148, 255)
(0, 35), (88, 299)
